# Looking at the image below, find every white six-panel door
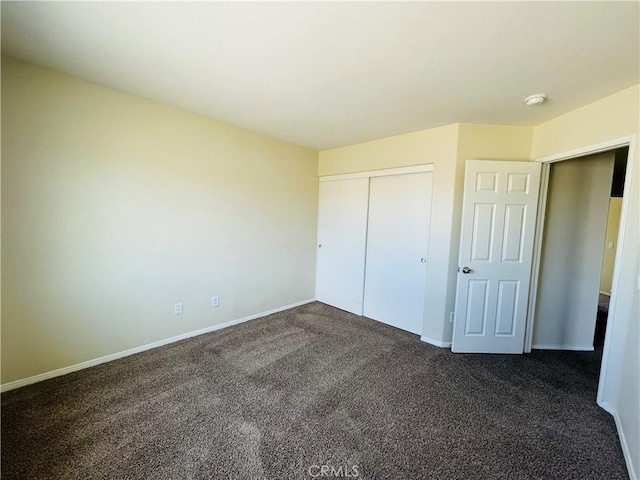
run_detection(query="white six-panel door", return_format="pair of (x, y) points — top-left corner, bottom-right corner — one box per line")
(452, 160), (541, 353)
(363, 172), (433, 334)
(315, 178), (369, 315)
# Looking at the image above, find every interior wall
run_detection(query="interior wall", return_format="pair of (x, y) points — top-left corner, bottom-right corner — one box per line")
(319, 124), (459, 343)
(1, 57), (319, 384)
(533, 152), (614, 350)
(600, 197), (623, 294)
(531, 84), (640, 479)
(318, 123), (534, 343)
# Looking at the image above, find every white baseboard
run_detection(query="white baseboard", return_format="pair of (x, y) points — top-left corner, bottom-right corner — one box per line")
(599, 291), (611, 296)
(0, 298), (315, 393)
(420, 336), (452, 348)
(599, 402), (638, 480)
(615, 410), (638, 480)
(597, 399), (615, 415)
(532, 344), (595, 351)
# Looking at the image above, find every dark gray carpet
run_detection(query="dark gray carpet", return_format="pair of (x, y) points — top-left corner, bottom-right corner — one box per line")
(1, 302), (628, 479)
(599, 293), (610, 314)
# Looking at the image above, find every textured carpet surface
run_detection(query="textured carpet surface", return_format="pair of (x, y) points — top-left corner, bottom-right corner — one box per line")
(1, 302), (628, 479)
(598, 294), (610, 314)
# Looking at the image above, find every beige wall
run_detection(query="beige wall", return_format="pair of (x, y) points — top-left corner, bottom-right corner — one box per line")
(456, 124), (533, 162)
(1, 58), (319, 384)
(318, 123), (534, 342)
(600, 198), (623, 294)
(531, 84), (640, 478)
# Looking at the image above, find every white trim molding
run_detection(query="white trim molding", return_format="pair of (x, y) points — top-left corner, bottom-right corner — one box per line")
(420, 336), (452, 348)
(598, 401), (638, 480)
(524, 134), (637, 409)
(614, 411), (638, 480)
(320, 164), (433, 182)
(532, 344), (595, 352)
(534, 135), (636, 164)
(1, 298), (315, 393)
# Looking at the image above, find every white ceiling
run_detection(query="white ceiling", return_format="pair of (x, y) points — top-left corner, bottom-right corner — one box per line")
(2, 2), (639, 150)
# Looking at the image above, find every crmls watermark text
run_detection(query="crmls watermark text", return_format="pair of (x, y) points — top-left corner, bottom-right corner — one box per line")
(308, 464), (360, 478)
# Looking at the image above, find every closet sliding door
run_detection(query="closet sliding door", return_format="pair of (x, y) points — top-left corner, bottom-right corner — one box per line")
(363, 172), (433, 334)
(315, 178), (369, 315)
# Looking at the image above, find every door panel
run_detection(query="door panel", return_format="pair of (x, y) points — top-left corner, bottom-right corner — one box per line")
(452, 160), (541, 353)
(363, 172), (433, 334)
(495, 281), (519, 335)
(315, 178), (369, 315)
(465, 280), (489, 335)
(471, 204), (495, 261)
(502, 205), (526, 262)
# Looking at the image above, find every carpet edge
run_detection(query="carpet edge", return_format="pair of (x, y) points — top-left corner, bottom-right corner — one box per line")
(0, 298), (316, 393)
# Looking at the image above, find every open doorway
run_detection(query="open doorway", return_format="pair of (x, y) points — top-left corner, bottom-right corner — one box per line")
(594, 148), (627, 348)
(529, 146), (628, 385)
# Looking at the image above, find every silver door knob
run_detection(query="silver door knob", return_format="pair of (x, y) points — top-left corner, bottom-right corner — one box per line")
(458, 266), (472, 274)
(420, 258), (427, 263)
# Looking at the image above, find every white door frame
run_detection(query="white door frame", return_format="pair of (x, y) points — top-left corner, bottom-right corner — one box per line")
(525, 134), (637, 407)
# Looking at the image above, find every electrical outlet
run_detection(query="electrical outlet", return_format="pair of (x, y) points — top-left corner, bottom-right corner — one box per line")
(174, 303), (183, 315)
(450, 312), (455, 323)
(212, 296), (219, 308)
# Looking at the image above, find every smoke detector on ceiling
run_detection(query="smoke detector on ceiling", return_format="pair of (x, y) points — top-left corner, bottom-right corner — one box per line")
(524, 94), (547, 106)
